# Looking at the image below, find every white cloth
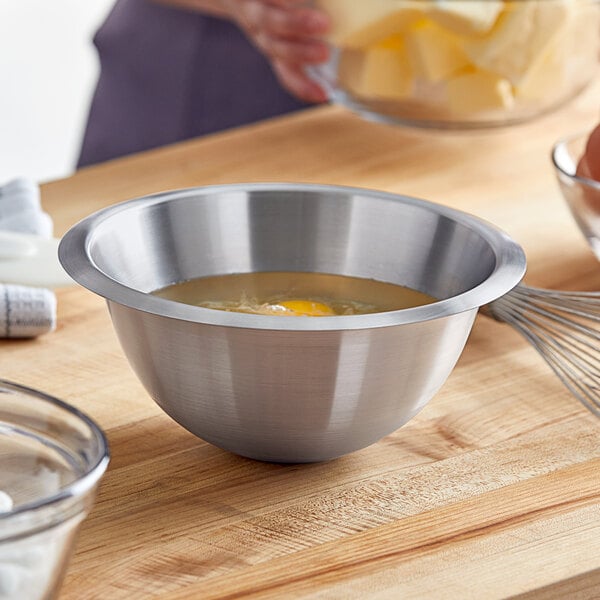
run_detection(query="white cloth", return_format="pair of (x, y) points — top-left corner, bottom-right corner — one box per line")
(0, 178), (56, 338)
(0, 178), (52, 237)
(0, 284), (56, 338)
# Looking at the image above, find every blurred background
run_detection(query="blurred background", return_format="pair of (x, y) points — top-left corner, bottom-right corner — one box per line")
(0, 0), (114, 183)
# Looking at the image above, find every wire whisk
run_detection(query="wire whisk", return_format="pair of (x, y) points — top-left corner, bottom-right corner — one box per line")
(484, 284), (600, 417)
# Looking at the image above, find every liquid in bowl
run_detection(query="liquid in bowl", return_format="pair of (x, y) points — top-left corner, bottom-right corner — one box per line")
(152, 271), (438, 317)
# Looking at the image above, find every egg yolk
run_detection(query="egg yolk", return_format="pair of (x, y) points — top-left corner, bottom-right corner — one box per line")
(267, 299), (336, 316)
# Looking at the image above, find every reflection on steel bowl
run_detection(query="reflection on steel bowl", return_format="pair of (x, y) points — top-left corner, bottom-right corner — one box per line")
(59, 184), (526, 463)
(309, 0), (600, 129)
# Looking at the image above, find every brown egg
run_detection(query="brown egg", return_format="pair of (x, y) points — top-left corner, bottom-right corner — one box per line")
(585, 124), (600, 181)
(577, 123), (600, 182)
(574, 123), (600, 215)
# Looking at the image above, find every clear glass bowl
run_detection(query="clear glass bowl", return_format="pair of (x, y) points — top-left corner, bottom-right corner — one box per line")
(0, 380), (109, 600)
(309, 0), (600, 129)
(553, 132), (600, 259)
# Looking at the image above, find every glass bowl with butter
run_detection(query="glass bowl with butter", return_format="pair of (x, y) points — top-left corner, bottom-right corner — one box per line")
(309, 0), (600, 128)
(0, 380), (109, 600)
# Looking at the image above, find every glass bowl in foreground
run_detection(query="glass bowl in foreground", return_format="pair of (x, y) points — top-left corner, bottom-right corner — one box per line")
(0, 380), (109, 600)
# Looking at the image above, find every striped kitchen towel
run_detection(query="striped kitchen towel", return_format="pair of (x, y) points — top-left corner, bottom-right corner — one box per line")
(0, 284), (56, 338)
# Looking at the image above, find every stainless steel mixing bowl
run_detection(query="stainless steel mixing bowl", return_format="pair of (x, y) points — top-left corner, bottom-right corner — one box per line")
(59, 184), (526, 462)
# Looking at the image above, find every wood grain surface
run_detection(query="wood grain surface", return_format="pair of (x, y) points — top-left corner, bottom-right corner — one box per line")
(3, 81), (600, 599)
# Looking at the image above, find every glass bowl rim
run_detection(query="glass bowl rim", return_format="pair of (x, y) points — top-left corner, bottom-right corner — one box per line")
(0, 379), (110, 521)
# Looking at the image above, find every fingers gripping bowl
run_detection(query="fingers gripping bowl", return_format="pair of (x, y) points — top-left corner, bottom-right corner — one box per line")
(59, 184), (526, 463)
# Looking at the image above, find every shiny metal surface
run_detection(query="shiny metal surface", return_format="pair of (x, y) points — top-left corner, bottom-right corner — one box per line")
(59, 184), (526, 462)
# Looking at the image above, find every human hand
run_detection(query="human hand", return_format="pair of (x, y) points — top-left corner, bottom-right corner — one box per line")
(221, 0), (331, 103)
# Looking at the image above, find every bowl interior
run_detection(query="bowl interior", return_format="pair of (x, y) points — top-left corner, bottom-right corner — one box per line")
(61, 184), (526, 328)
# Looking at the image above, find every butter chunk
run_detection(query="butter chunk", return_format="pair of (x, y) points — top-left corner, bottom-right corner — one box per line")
(464, 0), (574, 85)
(405, 19), (471, 83)
(427, 0), (504, 35)
(339, 37), (414, 99)
(517, 1), (598, 101)
(446, 69), (514, 114)
(515, 29), (568, 100)
(316, 0), (423, 48)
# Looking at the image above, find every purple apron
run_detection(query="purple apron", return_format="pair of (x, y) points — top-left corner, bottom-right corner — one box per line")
(77, 0), (310, 167)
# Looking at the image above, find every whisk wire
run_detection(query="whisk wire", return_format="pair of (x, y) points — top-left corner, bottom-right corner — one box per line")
(500, 304), (600, 377)
(490, 294), (599, 356)
(491, 301), (593, 371)
(497, 293), (600, 341)
(490, 306), (600, 415)
(486, 284), (600, 417)
(509, 287), (600, 323)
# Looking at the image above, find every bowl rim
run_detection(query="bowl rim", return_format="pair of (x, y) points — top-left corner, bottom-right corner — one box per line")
(58, 183), (527, 331)
(0, 379), (110, 524)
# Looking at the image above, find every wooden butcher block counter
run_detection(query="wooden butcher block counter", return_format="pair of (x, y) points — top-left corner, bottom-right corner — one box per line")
(4, 81), (600, 598)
